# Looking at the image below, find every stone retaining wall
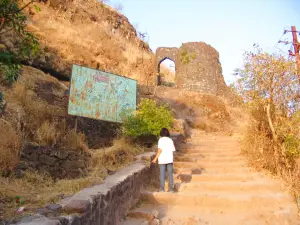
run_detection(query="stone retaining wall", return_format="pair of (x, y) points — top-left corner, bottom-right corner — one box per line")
(11, 152), (156, 225)
(15, 145), (91, 179)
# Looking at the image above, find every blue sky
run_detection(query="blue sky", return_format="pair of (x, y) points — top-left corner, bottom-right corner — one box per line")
(108, 0), (300, 85)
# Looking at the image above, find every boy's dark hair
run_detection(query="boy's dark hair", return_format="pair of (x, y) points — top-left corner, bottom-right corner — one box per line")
(160, 128), (170, 137)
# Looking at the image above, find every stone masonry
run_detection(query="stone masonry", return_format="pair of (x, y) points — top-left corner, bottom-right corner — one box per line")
(10, 152), (157, 225)
(155, 42), (228, 96)
(14, 144), (91, 179)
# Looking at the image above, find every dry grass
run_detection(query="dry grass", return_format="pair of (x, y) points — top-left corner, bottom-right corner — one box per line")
(241, 121), (300, 201)
(176, 91), (229, 118)
(0, 138), (147, 220)
(0, 171), (98, 220)
(35, 121), (59, 146)
(22, 0), (156, 86)
(5, 82), (63, 143)
(90, 138), (144, 174)
(160, 65), (175, 83)
(0, 120), (21, 172)
(59, 130), (89, 152)
(154, 87), (242, 134)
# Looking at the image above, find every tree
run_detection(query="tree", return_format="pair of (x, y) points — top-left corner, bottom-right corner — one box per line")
(0, 0), (39, 84)
(234, 46), (299, 121)
(234, 45), (300, 174)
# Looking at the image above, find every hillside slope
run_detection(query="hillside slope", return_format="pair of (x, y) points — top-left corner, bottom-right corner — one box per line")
(2, 0), (155, 85)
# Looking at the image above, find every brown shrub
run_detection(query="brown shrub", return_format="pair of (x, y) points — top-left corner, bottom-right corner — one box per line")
(59, 130), (89, 152)
(0, 120), (21, 172)
(6, 82), (63, 141)
(90, 138), (143, 174)
(35, 121), (59, 146)
(241, 120), (300, 198)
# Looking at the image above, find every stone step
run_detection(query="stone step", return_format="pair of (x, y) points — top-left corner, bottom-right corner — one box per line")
(174, 165), (252, 174)
(126, 204), (297, 223)
(177, 149), (242, 156)
(140, 191), (293, 211)
(178, 144), (240, 149)
(151, 206), (299, 225)
(174, 161), (248, 168)
(121, 217), (145, 225)
(175, 153), (244, 162)
(186, 143), (240, 149)
(126, 204), (166, 220)
(176, 173), (266, 182)
(179, 180), (286, 193)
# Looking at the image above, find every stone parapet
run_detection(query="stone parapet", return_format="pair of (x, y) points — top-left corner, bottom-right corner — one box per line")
(11, 152), (156, 225)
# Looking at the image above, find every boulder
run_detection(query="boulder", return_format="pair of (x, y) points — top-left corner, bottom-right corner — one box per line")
(185, 117), (207, 130)
(172, 119), (186, 134)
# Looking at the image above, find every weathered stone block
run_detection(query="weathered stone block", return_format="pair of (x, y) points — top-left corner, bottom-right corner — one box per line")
(64, 199), (90, 214)
(38, 154), (57, 166)
(46, 204), (62, 212)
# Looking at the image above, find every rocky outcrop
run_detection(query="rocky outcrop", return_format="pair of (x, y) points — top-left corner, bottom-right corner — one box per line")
(15, 145), (91, 179)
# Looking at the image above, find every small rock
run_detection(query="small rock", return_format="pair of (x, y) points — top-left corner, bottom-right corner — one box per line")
(46, 204), (62, 212)
(36, 208), (56, 216)
(51, 217), (69, 225)
(56, 193), (66, 199)
(174, 183), (181, 192)
(160, 217), (174, 225)
(16, 206), (26, 214)
(177, 174), (192, 183)
(151, 209), (159, 218)
(191, 169), (203, 174)
(149, 218), (160, 225)
(62, 160), (85, 170)
(107, 169), (116, 175)
(15, 162), (28, 170)
(51, 151), (68, 160)
(64, 199), (90, 214)
(39, 154), (57, 166)
(14, 169), (25, 179)
(172, 119), (186, 134)
(0, 203), (4, 210)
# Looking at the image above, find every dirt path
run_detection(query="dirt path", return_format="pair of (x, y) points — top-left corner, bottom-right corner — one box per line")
(121, 130), (299, 225)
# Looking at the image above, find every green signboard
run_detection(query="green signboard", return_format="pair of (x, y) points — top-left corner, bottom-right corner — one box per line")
(68, 64), (137, 123)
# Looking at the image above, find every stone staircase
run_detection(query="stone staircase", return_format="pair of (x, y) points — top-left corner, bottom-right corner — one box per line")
(121, 130), (300, 225)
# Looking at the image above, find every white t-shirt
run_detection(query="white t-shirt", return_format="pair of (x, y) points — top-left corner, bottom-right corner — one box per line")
(157, 137), (176, 164)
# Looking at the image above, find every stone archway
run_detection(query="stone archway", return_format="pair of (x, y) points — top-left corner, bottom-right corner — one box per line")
(155, 47), (179, 86)
(155, 42), (229, 96)
(157, 57), (176, 86)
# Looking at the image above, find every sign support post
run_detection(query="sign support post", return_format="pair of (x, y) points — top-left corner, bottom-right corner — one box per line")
(74, 116), (78, 133)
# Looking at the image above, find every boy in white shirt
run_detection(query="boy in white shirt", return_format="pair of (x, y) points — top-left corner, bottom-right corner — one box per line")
(152, 128), (176, 192)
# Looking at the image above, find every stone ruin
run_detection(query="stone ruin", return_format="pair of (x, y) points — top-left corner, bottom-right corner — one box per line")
(155, 42), (228, 96)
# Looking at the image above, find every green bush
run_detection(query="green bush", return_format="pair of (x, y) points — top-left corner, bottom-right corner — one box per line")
(121, 98), (173, 138)
(284, 134), (300, 157)
(180, 50), (196, 65)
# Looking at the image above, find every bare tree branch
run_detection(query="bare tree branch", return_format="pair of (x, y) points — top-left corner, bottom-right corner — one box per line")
(0, 17), (5, 32)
